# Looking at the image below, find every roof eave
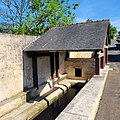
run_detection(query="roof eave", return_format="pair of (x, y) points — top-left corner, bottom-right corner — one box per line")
(24, 48), (102, 52)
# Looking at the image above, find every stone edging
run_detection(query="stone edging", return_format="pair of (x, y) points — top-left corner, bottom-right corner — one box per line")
(56, 65), (109, 120)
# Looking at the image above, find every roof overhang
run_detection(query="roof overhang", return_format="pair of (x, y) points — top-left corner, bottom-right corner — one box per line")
(24, 48), (102, 52)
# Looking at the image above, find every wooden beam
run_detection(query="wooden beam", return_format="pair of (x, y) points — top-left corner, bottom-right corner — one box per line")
(49, 51), (57, 52)
(58, 50), (66, 52)
(27, 52), (51, 57)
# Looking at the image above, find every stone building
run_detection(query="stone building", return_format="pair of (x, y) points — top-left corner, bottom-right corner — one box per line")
(0, 19), (110, 117)
(24, 19), (110, 95)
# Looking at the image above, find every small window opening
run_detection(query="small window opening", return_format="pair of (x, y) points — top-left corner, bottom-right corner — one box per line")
(75, 68), (82, 77)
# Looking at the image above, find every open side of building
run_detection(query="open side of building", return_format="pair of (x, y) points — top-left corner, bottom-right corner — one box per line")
(24, 19), (110, 100)
(0, 19), (110, 118)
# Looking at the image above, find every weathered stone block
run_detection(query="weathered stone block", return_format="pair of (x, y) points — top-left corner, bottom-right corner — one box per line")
(65, 58), (95, 80)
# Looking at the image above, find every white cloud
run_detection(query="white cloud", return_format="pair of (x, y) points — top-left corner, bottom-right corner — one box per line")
(74, 17), (87, 23)
(110, 18), (120, 31)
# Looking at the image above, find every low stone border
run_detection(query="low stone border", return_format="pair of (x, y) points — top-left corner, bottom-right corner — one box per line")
(0, 92), (26, 118)
(56, 65), (109, 120)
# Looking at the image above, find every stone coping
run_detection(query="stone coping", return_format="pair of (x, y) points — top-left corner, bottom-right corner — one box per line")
(0, 92), (26, 107)
(0, 92), (26, 118)
(56, 65), (109, 120)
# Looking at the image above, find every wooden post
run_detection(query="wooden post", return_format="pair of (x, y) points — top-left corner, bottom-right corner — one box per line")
(55, 52), (59, 77)
(32, 56), (39, 89)
(65, 51), (69, 61)
(50, 53), (54, 79)
(104, 48), (108, 65)
(100, 56), (104, 68)
(95, 51), (100, 75)
(95, 57), (100, 75)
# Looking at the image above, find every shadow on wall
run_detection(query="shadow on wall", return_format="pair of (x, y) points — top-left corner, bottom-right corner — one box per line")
(108, 54), (120, 62)
(25, 81), (54, 102)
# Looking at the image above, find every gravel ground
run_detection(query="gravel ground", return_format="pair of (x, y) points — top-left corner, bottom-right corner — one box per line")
(95, 40), (120, 120)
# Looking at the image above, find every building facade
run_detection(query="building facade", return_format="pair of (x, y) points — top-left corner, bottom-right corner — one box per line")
(0, 19), (110, 117)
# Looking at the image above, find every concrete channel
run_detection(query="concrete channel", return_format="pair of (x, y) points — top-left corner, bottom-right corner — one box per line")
(34, 83), (85, 120)
(0, 79), (86, 120)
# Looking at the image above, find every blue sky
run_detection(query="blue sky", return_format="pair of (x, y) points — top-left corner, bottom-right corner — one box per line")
(70, 0), (120, 31)
(0, 0), (119, 31)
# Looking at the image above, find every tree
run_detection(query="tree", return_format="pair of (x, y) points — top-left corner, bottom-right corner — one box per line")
(0, 22), (12, 33)
(0, 0), (79, 35)
(110, 25), (117, 39)
(0, 0), (30, 34)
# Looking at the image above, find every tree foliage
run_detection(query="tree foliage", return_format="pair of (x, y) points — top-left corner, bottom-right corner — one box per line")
(110, 25), (117, 39)
(0, 0), (29, 34)
(0, 23), (11, 33)
(0, 0), (79, 35)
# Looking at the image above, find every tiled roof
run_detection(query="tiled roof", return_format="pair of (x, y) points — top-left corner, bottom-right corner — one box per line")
(24, 20), (110, 51)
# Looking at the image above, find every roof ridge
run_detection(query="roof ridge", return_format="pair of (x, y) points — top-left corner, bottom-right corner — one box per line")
(51, 19), (110, 29)
(71, 19), (110, 25)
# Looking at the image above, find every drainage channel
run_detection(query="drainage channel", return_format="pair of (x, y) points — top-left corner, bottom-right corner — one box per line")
(34, 83), (86, 120)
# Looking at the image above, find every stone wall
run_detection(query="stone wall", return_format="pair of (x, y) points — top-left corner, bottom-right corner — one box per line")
(23, 52), (33, 89)
(65, 58), (95, 80)
(23, 55), (51, 90)
(24, 55), (53, 100)
(37, 56), (51, 85)
(59, 52), (66, 75)
(0, 33), (37, 102)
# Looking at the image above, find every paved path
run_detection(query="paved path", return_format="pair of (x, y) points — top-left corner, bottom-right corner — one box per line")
(95, 41), (120, 120)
